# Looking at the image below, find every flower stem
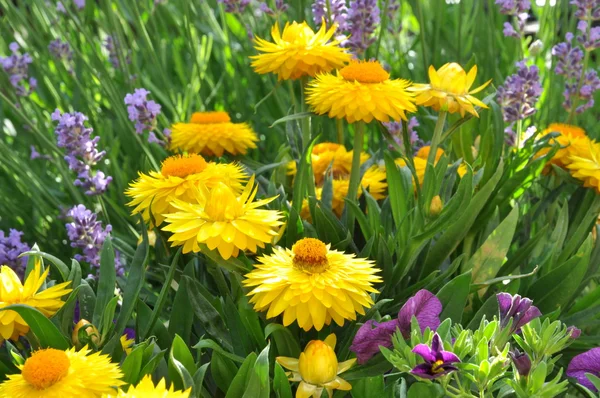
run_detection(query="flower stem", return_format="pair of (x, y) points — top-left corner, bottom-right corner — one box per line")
(426, 111), (447, 170)
(300, 76), (311, 149)
(345, 122), (365, 231)
(336, 119), (344, 145)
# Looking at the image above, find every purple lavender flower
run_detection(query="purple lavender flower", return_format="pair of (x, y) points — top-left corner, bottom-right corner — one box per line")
(553, 33), (584, 80)
(497, 293), (541, 334)
(66, 204), (123, 275)
(509, 350), (531, 377)
(1, 42), (37, 97)
(48, 39), (73, 65)
(260, 0), (288, 16)
(576, 21), (600, 51)
(74, 0), (85, 8)
(495, 0), (531, 14)
(384, 117), (422, 152)
(497, 61), (542, 138)
(346, 0), (380, 53)
(503, 22), (519, 38)
(312, 0), (348, 32)
(56, 1), (67, 13)
(567, 347), (600, 391)
(570, 0), (600, 20)
(411, 333), (460, 379)
(104, 36), (130, 69)
(386, 0), (400, 33)
(502, 12), (528, 39)
(350, 290), (442, 364)
(52, 109), (112, 195)
(30, 145), (52, 160)
(124, 88), (161, 134)
(218, 0), (251, 13)
(0, 229), (30, 279)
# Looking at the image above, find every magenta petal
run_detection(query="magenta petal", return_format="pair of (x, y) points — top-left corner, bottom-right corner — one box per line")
(568, 326), (582, 339)
(398, 290), (442, 337)
(441, 350), (460, 363)
(412, 344), (436, 362)
(411, 363), (436, 379)
(350, 319), (399, 364)
(568, 348), (600, 391)
(496, 292), (513, 317)
(516, 305), (541, 330)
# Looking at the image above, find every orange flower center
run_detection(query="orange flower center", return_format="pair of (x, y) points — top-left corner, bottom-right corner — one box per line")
(431, 359), (445, 374)
(340, 61), (390, 83)
(22, 349), (70, 390)
(190, 111), (231, 124)
(292, 238), (329, 273)
(161, 154), (208, 178)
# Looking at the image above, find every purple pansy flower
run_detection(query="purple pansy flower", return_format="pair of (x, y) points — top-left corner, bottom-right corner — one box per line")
(350, 290), (442, 364)
(567, 347), (600, 391)
(124, 327), (135, 341)
(509, 349), (531, 376)
(497, 292), (541, 334)
(411, 333), (460, 379)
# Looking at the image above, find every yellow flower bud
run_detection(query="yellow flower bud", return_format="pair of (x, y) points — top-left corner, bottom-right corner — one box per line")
(298, 340), (338, 385)
(429, 195), (443, 217)
(137, 230), (157, 247)
(72, 319), (100, 347)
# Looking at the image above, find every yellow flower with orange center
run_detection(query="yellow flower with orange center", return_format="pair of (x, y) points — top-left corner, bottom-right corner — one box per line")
(244, 238), (381, 331)
(276, 334), (356, 398)
(162, 176), (284, 259)
(410, 63), (491, 117)
(103, 375), (191, 398)
(0, 261), (71, 342)
(566, 138), (600, 193)
(536, 123), (588, 172)
(306, 60), (416, 123)
(251, 21), (350, 80)
(170, 111), (259, 157)
(0, 347), (123, 398)
(126, 154), (247, 226)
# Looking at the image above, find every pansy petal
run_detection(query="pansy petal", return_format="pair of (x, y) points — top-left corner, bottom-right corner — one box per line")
(412, 344), (436, 362)
(398, 290), (442, 337)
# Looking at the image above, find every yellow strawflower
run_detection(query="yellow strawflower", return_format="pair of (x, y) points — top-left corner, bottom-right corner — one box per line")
(567, 139), (600, 193)
(0, 261), (71, 342)
(244, 238), (381, 331)
(251, 21), (350, 80)
(120, 334), (135, 355)
(306, 60), (416, 123)
(0, 347), (124, 398)
(410, 63), (491, 117)
(276, 334), (356, 398)
(162, 176), (284, 259)
(103, 375), (191, 398)
(170, 112), (258, 157)
(536, 123), (588, 172)
(72, 319), (100, 348)
(126, 153), (247, 226)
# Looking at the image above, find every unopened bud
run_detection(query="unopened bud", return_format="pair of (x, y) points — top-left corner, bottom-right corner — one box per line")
(429, 195), (443, 217)
(72, 319), (100, 347)
(509, 350), (531, 377)
(529, 40), (543, 56)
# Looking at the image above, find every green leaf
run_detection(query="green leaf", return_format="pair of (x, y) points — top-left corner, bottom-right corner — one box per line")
(351, 375), (386, 398)
(121, 343), (146, 384)
(211, 351), (238, 394)
(270, 112), (314, 127)
(242, 342), (270, 398)
(264, 323), (301, 358)
(169, 261), (194, 345)
(0, 305), (69, 349)
(194, 339), (246, 363)
(407, 382), (444, 398)
(169, 335), (197, 390)
(19, 250), (70, 282)
(273, 363), (293, 398)
(436, 272), (472, 323)
(93, 236), (116, 327)
(225, 353), (257, 398)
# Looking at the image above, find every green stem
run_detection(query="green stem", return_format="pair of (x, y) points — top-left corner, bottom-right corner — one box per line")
(415, 1), (428, 73)
(516, 118), (523, 150)
(300, 76), (311, 149)
(426, 111), (447, 169)
(336, 119), (344, 145)
(345, 122), (365, 231)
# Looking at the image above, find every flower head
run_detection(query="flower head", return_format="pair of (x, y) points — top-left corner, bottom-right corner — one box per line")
(72, 319), (100, 347)
(567, 347), (600, 392)
(52, 109), (112, 195)
(410, 63), (491, 117)
(251, 21), (350, 80)
(0, 229), (30, 279)
(566, 138), (600, 193)
(120, 328), (135, 355)
(48, 39), (73, 62)
(0, 42), (36, 96)
(104, 35), (130, 69)
(350, 289), (442, 364)
(384, 117), (422, 152)
(411, 333), (460, 379)
(509, 350), (532, 377)
(346, 0), (380, 53)
(104, 374), (191, 397)
(277, 334), (356, 397)
(307, 60), (416, 123)
(312, 0), (348, 32)
(0, 347), (123, 397)
(495, 0), (531, 15)
(536, 123), (587, 171)
(497, 292), (541, 334)
(170, 111), (259, 157)
(244, 238), (381, 331)
(162, 176), (283, 259)
(124, 88), (161, 134)
(126, 154), (247, 225)
(0, 261), (71, 342)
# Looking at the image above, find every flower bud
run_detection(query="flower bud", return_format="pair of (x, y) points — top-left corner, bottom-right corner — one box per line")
(298, 339), (338, 385)
(509, 350), (531, 377)
(429, 195), (443, 217)
(528, 39), (543, 56)
(72, 319), (100, 347)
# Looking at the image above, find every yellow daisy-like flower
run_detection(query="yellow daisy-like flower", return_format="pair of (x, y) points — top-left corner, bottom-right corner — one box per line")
(162, 176), (284, 259)
(126, 153), (247, 226)
(120, 334), (135, 355)
(410, 63), (491, 117)
(277, 334), (355, 398)
(251, 21), (350, 80)
(287, 142), (370, 185)
(0, 261), (71, 342)
(566, 139), (600, 193)
(103, 375), (191, 398)
(536, 123), (588, 172)
(306, 60), (417, 123)
(0, 346), (124, 398)
(170, 112), (259, 157)
(244, 238), (381, 331)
